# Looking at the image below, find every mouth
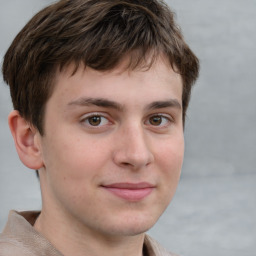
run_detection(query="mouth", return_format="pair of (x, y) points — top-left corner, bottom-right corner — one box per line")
(101, 182), (155, 201)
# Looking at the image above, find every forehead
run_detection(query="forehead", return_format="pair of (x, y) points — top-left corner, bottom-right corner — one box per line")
(49, 55), (183, 107)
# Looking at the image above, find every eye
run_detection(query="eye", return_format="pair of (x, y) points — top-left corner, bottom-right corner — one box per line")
(82, 114), (110, 127)
(146, 114), (171, 127)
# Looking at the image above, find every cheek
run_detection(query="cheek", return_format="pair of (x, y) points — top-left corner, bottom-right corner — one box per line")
(43, 133), (106, 175)
(41, 135), (113, 206)
(156, 136), (184, 193)
(41, 138), (100, 206)
(158, 136), (184, 171)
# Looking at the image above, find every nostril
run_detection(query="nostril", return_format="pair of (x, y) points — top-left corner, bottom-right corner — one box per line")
(112, 138), (154, 169)
(122, 162), (131, 166)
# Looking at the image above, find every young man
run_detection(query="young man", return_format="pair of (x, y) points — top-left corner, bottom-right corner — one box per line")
(0, 0), (199, 255)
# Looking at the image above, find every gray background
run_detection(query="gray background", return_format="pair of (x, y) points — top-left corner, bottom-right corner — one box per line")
(0, 1), (255, 256)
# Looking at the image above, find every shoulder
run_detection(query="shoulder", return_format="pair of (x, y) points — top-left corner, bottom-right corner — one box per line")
(0, 210), (37, 256)
(0, 235), (34, 256)
(0, 210), (64, 256)
(144, 235), (180, 256)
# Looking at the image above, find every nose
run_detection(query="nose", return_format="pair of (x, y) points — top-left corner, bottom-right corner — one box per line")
(113, 125), (154, 170)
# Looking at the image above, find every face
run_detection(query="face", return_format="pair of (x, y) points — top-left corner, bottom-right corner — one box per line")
(37, 56), (184, 238)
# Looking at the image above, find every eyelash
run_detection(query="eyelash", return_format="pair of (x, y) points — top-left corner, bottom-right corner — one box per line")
(147, 114), (172, 126)
(80, 113), (111, 128)
(80, 113), (173, 129)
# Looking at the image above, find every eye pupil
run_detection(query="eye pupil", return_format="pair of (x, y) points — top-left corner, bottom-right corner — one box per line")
(88, 116), (101, 126)
(150, 116), (162, 125)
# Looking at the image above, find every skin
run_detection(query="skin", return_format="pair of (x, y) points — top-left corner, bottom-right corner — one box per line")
(9, 56), (184, 256)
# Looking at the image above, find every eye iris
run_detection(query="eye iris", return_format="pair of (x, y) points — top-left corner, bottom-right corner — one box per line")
(150, 116), (162, 125)
(88, 116), (101, 126)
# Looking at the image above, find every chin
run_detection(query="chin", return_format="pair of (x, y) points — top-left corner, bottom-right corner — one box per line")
(104, 212), (158, 237)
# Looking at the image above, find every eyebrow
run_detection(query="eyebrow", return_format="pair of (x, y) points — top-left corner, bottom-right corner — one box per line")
(146, 99), (182, 111)
(67, 97), (181, 111)
(68, 97), (123, 110)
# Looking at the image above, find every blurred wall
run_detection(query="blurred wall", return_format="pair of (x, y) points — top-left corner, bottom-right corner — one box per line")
(0, 1), (255, 256)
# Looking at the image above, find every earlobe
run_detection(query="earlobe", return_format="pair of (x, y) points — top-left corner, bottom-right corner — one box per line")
(8, 110), (44, 170)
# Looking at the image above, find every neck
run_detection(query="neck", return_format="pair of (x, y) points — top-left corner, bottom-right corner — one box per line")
(34, 210), (145, 256)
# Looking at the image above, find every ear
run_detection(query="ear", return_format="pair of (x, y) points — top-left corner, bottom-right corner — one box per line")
(8, 110), (44, 170)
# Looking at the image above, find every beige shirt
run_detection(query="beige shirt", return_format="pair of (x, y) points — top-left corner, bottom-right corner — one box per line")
(0, 211), (178, 256)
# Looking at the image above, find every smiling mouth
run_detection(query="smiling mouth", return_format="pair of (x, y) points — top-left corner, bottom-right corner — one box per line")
(101, 182), (155, 201)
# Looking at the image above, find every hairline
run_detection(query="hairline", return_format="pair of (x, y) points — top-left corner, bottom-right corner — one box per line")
(38, 52), (184, 135)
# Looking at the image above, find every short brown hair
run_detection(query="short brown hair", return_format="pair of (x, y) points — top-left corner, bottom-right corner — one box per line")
(2, 0), (199, 134)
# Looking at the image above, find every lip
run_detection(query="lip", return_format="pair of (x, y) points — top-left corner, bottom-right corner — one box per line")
(101, 182), (155, 201)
